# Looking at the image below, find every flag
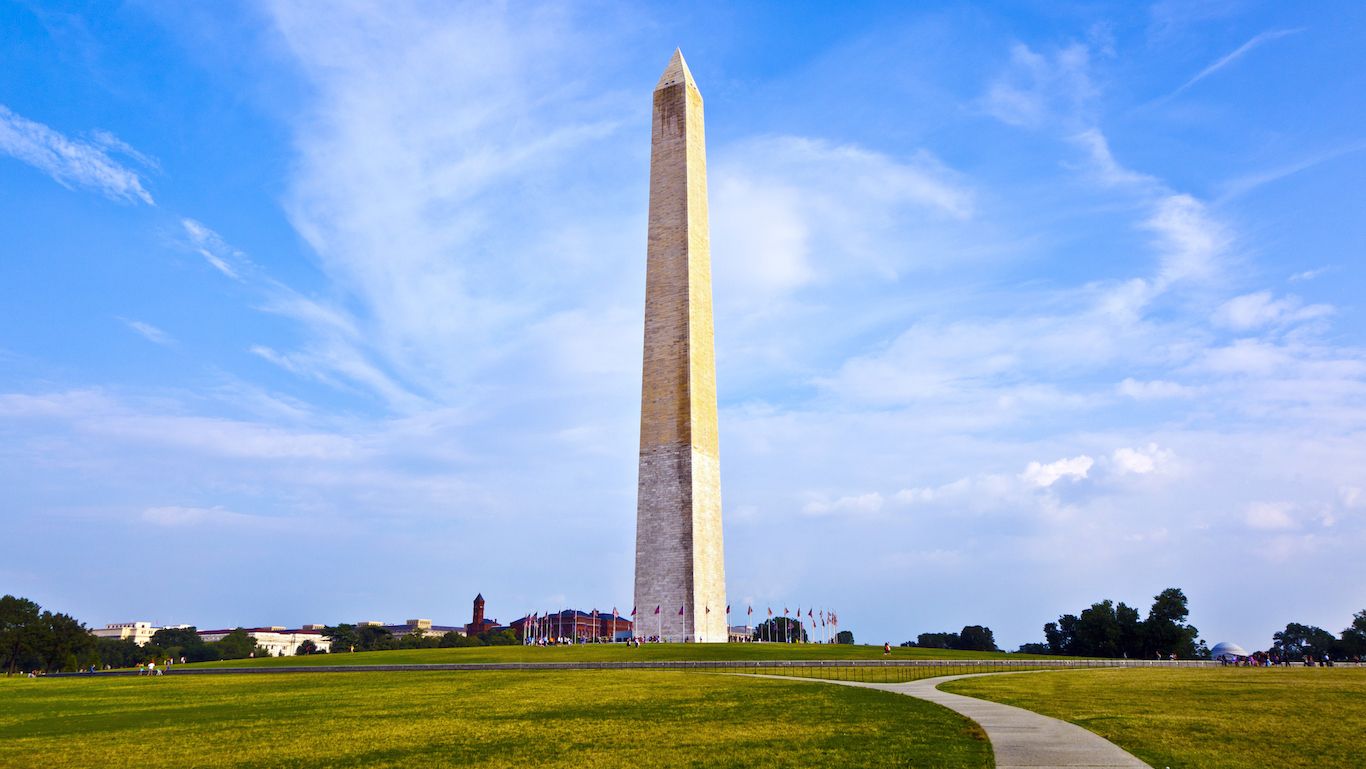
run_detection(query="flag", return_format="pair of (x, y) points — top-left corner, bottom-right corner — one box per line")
(808, 609), (813, 618)
(705, 606), (711, 614)
(784, 606), (789, 615)
(678, 605), (684, 615)
(747, 606), (753, 616)
(767, 607), (772, 616)
(631, 606), (637, 616)
(654, 605), (661, 614)
(726, 605), (730, 614)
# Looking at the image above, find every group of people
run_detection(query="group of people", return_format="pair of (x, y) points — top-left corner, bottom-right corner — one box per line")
(137, 656), (187, 675)
(1219, 651), (1362, 666)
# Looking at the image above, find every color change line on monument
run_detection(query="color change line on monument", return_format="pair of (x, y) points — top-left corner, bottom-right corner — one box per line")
(633, 49), (727, 644)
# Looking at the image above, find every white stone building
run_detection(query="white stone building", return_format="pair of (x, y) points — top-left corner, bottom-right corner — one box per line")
(92, 622), (160, 645)
(197, 626), (332, 656)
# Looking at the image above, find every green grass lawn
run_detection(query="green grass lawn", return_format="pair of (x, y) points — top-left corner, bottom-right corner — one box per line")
(0, 670), (991, 768)
(196, 643), (1037, 668)
(941, 667), (1366, 769)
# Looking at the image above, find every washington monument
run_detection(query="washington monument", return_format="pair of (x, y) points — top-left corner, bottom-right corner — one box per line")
(633, 49), (727, 643)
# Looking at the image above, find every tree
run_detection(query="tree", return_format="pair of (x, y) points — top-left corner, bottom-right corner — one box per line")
(215, 628), (263, 660)
(323, 624), (358, 652)
(1045, 616), (1078, 655)
(477, 629), (518, 646)
(957, 626), (998, 652)
(1273, 623), (1335, 659)
(916, 632), (959, 650)
(1337, 610), (1366, 658)
(835, 630), (854, 644)
(93, 637), (150, 669)
(440, 631), (484, 648)
(149, 626), (220, 661)
(355, 625), (396, 652)
(1144, 588), (1201, 658)
(1116, 602), (1143, 658)
(296, 639), (319, 655)
(151, 626), (203, 651)
(1073, 601), (1123, 658)
(1034, 588), (1203, 658)
(37, 612), (93, 673)
(1016, 642), (1050, 654)
(0, 595), (42, 676)
(751, 617), (807, 643)
(399, 628), (439, 649)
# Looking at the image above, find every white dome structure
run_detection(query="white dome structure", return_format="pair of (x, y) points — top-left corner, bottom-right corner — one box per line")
(1211, 641), (1249, 661)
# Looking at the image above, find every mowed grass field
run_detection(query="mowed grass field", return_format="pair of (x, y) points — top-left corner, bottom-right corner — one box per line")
(0, 670), (991, 769)
(942, 666), (1366, 769)
(199, 643), (1035, 668)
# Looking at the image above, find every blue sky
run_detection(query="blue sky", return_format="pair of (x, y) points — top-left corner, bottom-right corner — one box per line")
(2, 0), (1364, 650)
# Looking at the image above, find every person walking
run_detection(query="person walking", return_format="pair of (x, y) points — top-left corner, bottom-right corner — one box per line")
(884, 642), (891, 656)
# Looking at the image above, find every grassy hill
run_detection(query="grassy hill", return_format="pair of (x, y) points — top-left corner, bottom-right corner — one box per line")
(1, 670), (992, 768)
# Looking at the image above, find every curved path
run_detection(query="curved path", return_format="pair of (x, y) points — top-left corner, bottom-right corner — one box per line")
(751, 672), (1151, 769)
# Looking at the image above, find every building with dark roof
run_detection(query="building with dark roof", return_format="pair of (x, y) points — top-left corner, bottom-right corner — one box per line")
(510, 609), (632, 643)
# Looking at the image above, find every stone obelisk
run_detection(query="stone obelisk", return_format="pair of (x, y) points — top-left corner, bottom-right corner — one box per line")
(633, 49), (727, 643)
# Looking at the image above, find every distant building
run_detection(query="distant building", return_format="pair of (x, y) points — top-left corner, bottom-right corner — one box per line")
(197, 627), (332, 656)
(727, 625), (752, 643)
(1211, 641), (1250, 662)
(377, 619), (466, 639)
(92, 622), (159, 646)
(510, 609), (632, 642)
(467, 594), (500, 636)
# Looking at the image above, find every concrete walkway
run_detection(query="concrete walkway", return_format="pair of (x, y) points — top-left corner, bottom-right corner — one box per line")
(752, 672), (1152, 769)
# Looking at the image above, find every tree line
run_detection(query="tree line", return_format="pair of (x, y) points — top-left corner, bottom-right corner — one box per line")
(1, 596), (94, 675)
(1268, 611), (1366, 661)
(1015, 588), (1205, 659)
(321, 624), (517, 652)
(1, 594), (272, 674)
(901, 625), (998, 652)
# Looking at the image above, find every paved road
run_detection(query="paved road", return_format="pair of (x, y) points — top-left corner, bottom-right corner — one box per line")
(752, 671), (1152, 769)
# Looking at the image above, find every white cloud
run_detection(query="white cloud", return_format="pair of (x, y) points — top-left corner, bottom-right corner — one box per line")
(1146, 193), (1229, 287)
(182, 219), (243, 279)
(1290, 268), (1329, 281)
(982, 43), (1095, 128)
(90, 129), (161, 171)
(803, 491), (884, 516)
(1111, 444), (1173, 475)
(1117, 378), (1192, 399)
(1246, 501), (1297, 530)
(0, 105), (153, 204)
(1021, 455), (1093, 487)
(1073, 129), (1158, 188)
(712, 136), (972, 301)
(1174, 29), (1302, 96)
(1213, 291), (1331, 330)
(142, 506), (272, 527)
(121, 318), (173, 345)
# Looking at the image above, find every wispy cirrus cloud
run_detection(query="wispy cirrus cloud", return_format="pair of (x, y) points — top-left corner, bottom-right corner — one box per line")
(120, 318), (173, 345)
(0, 104), (154, 204)
(181, 219), (243, 279)
(1173, 28), (1302, 97)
